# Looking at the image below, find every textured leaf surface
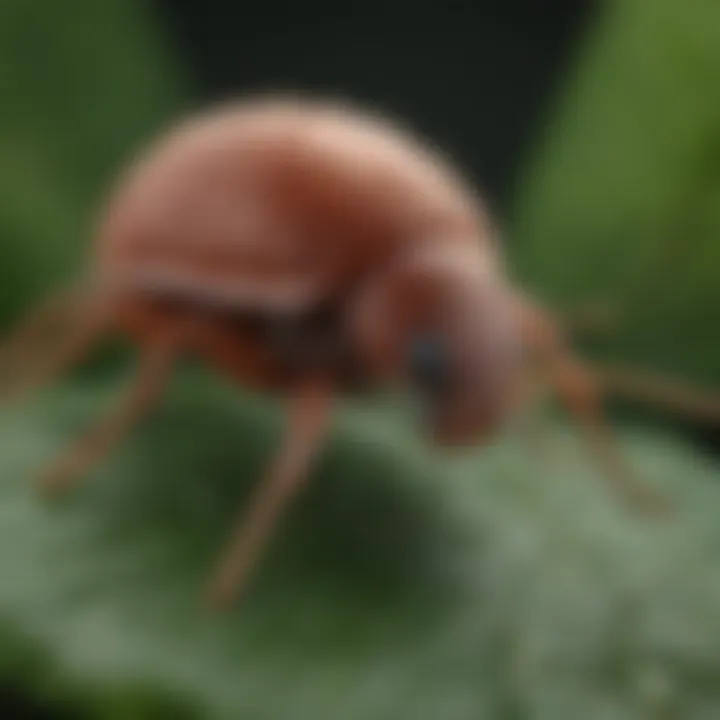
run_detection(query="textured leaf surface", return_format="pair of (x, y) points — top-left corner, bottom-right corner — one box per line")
(0, 376), (718, 719)
(513, 0), (720, 383)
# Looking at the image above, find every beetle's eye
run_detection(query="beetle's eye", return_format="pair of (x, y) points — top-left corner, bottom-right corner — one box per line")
(408, 333), (450, 397)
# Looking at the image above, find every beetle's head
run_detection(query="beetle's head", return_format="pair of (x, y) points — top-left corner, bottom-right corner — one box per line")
(350, 242), (525, 446)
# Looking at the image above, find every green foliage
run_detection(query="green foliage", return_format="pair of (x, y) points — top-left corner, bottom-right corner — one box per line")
(0, 0), (182, 329)
(513, 0), (720, 384)
(0, 377), (718, 719)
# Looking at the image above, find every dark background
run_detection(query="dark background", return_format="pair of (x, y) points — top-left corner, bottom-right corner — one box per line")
(153, 0), (596, 217)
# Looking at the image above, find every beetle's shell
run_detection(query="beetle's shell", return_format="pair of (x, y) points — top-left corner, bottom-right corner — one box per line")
(95, 96), (495, 314)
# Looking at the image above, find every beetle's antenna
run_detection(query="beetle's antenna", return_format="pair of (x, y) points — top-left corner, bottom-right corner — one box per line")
(596, 365), (720, 426)
(561, 302), (616, 337)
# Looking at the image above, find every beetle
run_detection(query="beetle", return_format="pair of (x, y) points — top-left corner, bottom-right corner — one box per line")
(1, 94), (718, 609)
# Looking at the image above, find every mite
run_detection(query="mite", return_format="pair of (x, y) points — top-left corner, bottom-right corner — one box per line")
(1, 95), (718, 609)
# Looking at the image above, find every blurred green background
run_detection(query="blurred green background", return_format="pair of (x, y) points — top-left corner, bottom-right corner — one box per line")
(0, 1), (719, 718)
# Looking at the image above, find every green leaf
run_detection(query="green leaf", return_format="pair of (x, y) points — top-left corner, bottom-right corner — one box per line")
(513, 0), (720, 384)
(0, 375), (719, 718)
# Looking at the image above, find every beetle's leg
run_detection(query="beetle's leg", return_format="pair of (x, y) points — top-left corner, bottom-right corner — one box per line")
(205, 375), (333, 610)
(546, 349), (670, 515)
(517, 297), (670, 516)
(38, 331), (177, 499)
(0, 286), (111, 405)
(0, 286), (82, 367)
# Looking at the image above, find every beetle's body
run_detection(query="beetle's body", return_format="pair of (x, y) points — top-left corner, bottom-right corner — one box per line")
(4, 93), (708, 610)
(97, 97), (500, 396)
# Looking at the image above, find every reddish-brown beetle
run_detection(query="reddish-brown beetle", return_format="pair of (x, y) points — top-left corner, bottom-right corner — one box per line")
(1, 94), (718, 609)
